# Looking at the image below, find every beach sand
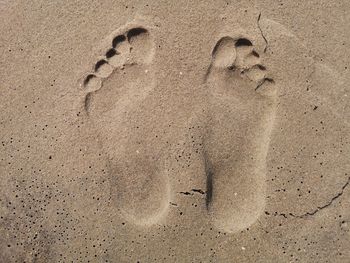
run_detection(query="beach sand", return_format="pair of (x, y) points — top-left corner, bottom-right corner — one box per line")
(0, 0), (349, 262)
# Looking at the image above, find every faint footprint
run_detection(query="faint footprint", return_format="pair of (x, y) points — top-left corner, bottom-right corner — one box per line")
(81, 25), (170, 226)
(204, 35), (277, 233)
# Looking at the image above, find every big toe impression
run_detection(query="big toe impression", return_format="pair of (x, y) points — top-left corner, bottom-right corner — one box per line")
(212, 37), (236, 68)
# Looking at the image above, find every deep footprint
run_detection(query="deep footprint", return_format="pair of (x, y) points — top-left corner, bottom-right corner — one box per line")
(204, 36), (277, 233)
(81, 26), (170, 226)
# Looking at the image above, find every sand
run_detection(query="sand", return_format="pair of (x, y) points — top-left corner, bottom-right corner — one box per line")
(0, 0), (349, 262)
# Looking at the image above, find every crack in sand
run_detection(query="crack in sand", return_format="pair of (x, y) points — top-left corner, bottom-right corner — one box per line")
(257, 13), (268, 53)
(267, 177), (350, 219)
(191, 189), (205, 195)
(289, 176), (350, 218)
(179, 191), (193, 196)
(178, 189), (206, 196)
(265, 177), (350, 219)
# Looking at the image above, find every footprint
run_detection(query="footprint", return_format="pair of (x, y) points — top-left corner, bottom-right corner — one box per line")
(204, 36), (277, 233)
(81, 25), (170, 226)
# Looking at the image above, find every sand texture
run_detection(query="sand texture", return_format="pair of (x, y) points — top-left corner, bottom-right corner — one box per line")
(1, 0), (349, 262)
